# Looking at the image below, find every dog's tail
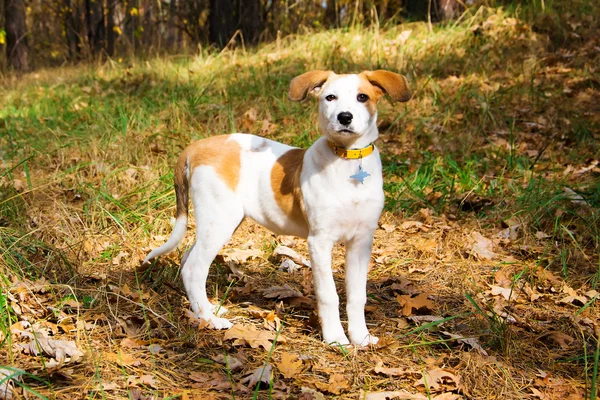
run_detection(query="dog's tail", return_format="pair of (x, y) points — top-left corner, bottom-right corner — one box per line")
(143, 152), (190, 264)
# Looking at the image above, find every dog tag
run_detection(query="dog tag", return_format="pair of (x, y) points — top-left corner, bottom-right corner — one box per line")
(350, 163), (370, 184)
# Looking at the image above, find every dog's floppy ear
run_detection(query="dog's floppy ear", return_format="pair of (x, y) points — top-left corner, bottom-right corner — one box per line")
(363, 70), (411, 102)
(288, 70), (332, 101)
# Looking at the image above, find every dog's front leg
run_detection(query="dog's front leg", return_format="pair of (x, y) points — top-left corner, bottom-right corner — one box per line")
(308, 235), (349, 345)
(345, 233), (379, 346)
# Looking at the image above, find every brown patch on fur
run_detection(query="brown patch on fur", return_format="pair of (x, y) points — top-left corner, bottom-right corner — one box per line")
(288, 70), (332, 101)
(271, 148), (306, 224)
(361, 70), (412, 102)
(174, 135), (241, 218)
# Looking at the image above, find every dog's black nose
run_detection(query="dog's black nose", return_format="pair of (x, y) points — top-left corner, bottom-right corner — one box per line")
(337, 112), (353, 126)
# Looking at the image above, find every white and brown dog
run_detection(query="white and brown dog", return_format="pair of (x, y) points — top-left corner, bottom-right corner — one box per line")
(144, 70), (411, 346)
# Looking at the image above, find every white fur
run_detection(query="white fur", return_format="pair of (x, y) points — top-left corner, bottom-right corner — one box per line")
(145, 73), (392, 346)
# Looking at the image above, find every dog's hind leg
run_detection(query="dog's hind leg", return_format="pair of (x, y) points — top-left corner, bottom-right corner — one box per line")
(182, 183), (244, 329)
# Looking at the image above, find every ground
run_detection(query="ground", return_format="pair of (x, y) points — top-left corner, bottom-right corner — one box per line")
(0, 2), (599, 399)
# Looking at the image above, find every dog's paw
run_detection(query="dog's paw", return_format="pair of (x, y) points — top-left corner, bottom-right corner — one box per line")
(211, 304), (228, 316)
(207, 316), (233, 330)
(324, 333), (351, 347)
(349, 331), (379, 347)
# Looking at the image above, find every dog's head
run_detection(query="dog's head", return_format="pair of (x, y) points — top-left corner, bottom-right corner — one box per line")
(288, 70), (411, 144)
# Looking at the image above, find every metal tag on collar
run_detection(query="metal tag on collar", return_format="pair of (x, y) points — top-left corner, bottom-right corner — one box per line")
(350, 156), (370, 184)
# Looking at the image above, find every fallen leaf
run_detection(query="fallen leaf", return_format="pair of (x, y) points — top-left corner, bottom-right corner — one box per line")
(381, 223), (396, 233)
(414, 368), (460, 392)
(276, 352), (303, 379)
(546, 332), (574, 349)
(0, 367), (25, 400)
(242, 108), (258, 131)
(401, 220), (424, 230)
(224, 247), (263, 263)
(315, 373), (350, 395)
(223, 324), (284, 351)
(262, 284), (304, 300)
(92, 381), (120, 392)
(300, 387), (327, 400)
(280, 258), (301, 273)
(535, 231), (551, 239)
(262, 309), (282, 331)
(106, 351), (142, 366)
(273, 245), (311, 267)
(371, 361), (413, 377)
(494, 269), (513, 288)
(396, 293), (435, 316)
(486, 285), (518, 301)
(415, 237), (438, 253)
(261, 119), (277, 135)
(470, 231), (497, 260)
(557, 285), (588, 306)
(441, 331), (488, 355)
(241, 364), (272, 388)
(147, 344), (162, 354)
(211, 354), (244, 371)
(21, 336), (84, 363)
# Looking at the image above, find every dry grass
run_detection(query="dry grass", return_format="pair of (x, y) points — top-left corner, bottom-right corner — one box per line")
(1, 2), (599, 399)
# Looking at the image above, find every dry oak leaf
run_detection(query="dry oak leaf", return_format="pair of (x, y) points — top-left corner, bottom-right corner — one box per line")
(21, 337), (84, 363)
(276, 352), (304, 379)
(241, 364), (273, 388)
(486, 285), (518, 301)
(211, 354), (244, 371)
(381, 223), (397, 233)
(224, 247), (263, 263)
(371, 361), (414, 377)
(262, 284), (304, 300)
(273, 245), (311, 267)
(414, 368), (460, 391)
(315, 373), (351, 395)
(557, 285), (589, 306)
(223, 324), (285, 351)
(546, 332), (575, 350)
(470, 231), (497, 260)
(189, 371), (231, 390)
(106, 350), (142, 366)
(441, 331), (488, 356)
(397, 293), (435, 316)
(0, 367), (25, 400)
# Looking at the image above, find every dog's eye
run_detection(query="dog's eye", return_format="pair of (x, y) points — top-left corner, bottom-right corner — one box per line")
(357, 93), (369, 103)
(325, 94), (337, 101)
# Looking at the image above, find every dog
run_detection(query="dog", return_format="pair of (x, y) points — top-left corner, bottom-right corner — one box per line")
(143, 70), (411, 346)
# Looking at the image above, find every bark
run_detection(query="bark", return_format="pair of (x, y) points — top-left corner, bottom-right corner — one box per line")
(106, 0), (116, 56)
(5, 0), (30, 71)
(85, 0), (105, 56)
(209, 0), (262, 47)
(63, 0), (83, 60)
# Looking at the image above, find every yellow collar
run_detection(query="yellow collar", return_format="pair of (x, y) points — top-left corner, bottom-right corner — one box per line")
(327, 141), (375, 159)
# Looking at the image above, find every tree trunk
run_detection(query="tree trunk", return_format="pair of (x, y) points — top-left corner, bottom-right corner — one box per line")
(5, 0), (30, 71)
(209, 0), (262, 47)
(324, 0), (338, 28)
(85, 0), (105, 57)
(209, 0), (235, 47)
(63, 0), (82, 60)
(166, 0), (177, 48)
(106, 0), (116, 56)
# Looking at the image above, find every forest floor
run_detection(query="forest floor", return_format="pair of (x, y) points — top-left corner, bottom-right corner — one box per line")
(1, 2), (599, 399)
